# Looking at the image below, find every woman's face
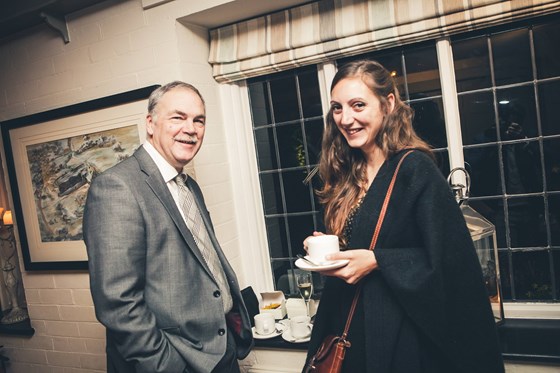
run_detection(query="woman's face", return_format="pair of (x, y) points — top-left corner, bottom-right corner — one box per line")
(330, 77), (394, 155)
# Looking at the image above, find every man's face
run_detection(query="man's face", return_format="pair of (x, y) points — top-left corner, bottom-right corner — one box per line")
(146, 88), (206, 172)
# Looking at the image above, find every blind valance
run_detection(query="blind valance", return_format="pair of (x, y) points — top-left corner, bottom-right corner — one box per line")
(208, 0), (560, 83)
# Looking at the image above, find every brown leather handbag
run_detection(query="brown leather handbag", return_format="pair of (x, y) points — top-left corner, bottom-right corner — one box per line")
(304, 151), (413, 373)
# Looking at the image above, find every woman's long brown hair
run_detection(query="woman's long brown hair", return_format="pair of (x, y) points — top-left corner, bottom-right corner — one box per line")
(316, 60), (433, 244)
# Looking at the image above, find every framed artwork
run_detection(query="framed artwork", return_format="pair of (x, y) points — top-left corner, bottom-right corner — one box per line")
(1, 86), (159, 270)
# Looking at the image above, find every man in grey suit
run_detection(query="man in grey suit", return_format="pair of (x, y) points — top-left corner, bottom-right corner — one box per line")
(84, 81), (253, 373)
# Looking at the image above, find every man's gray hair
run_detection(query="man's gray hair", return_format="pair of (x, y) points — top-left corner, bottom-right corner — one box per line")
(147, 81), (205, 118)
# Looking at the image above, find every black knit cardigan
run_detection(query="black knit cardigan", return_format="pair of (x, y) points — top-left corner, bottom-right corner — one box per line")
(305, 150), (504, 373)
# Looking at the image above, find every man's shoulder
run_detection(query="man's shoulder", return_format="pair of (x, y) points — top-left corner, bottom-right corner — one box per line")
(94, 148), (143, 181)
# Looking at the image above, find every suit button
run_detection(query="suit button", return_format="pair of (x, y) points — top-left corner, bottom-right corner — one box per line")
(214, 290), (221, 298)
(218, 329), (225, 336)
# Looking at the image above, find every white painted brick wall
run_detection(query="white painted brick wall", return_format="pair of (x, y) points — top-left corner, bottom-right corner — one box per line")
(0, 0), (241, 372)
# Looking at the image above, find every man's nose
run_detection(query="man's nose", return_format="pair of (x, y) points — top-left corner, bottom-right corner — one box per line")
(181, 119), (196, 133)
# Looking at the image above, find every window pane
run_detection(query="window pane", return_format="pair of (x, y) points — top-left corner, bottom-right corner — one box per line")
(471, 199), (507, 249)
(270, 74), (299, 123)
(254, 127), (278, 171)
(544, 138), (560, 192)
(260, 173), (283, 215)
(498, 250), (512, 300)
(549, 194), (560, 247)
(554, 250), (560, 300)
(375, 52), (406, 99)
(299, 69), (323, 118)
(405, 45), (441, 99)
(459, 91), (495, 145)
(373, 52), (403, 79)
(502, 141), (542, 195)
(534, 22), (560, 79)
(410, 98), (447, 149)
(453, 37), (492, 92)
(248, 81), (272, 127)
(465, 145), (503, 196)
(304, 119), (324, 165)
(266, 217), (289, 258)
(282, 169), (312, 212)
(512, 250), (553, 301)
(508, 196), (546, 248)
(434, 149), (450, 177)
(497, 86), (538, 139)
(339, 51), (406, 98)
(273, 261), (294, 293)
(492, 29), (532, 86)
(287, 214), (315, 258)
(276, 123), (304, 169)
(538, 80), (560, 136)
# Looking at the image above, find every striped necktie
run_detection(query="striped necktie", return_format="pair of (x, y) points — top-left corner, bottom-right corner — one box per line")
(175, 174), (233, 313)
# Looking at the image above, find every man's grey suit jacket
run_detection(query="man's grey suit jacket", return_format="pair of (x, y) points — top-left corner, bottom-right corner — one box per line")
(84, 146), (253, 373)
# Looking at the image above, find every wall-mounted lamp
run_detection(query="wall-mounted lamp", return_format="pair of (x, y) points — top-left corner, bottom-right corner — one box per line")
(0, 208), (29, 324)
(2, 210), (12, 226)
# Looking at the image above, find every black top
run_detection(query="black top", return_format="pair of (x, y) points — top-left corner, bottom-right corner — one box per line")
(305, 150), (504, 373)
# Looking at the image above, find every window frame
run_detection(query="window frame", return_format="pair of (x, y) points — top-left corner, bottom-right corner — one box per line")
(219, 39), (560, 320)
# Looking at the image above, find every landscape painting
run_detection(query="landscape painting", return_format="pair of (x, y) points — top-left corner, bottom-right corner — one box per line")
(26, 125), (140, 243)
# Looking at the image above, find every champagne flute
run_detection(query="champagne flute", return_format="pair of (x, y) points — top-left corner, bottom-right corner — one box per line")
(296, 272), (313, 317)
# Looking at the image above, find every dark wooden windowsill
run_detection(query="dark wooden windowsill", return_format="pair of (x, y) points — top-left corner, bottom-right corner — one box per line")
(499, 318), (560, 364)
(254, 318), (560, 365)
(0, 319), (35, 337)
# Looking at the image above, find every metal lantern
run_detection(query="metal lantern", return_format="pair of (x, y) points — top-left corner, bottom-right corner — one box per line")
(448, 167), (504, 323)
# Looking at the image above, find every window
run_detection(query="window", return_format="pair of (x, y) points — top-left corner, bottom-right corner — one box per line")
(245, 16), (560, 305)
(247, 66), (325, 295)
(453, 20), (560, 302)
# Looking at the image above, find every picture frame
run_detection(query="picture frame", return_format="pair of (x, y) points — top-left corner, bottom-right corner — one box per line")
(1, 85), (159, 271)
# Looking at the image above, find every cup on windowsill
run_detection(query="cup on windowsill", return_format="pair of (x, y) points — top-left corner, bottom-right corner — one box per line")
(254, 313), (275, 335)
(290, 315), (312, 339)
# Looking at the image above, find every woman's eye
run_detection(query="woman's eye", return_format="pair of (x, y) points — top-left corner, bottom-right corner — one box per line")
(353, 102), (365, 109)
(331, 105), (342, 113)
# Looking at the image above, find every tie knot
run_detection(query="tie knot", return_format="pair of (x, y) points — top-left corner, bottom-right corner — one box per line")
(175, 173), (187, 185)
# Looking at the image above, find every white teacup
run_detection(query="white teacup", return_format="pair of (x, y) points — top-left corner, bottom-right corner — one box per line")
(307, 235), (340, 264)
(254, 313), (275, 335)
(290, 315), (311, 339)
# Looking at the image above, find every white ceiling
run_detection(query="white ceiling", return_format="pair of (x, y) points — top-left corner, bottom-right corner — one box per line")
(0, 0), (313, 43)
(181, 0), (313, 29)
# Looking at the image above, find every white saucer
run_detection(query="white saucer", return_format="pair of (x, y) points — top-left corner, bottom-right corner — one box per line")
(252, 323), (286, 340)
(295, 257), (349, 272)
(282, 326), (312, 343)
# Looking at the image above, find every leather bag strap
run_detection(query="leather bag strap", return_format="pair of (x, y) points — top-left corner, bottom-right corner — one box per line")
(340, 150), (414, 339)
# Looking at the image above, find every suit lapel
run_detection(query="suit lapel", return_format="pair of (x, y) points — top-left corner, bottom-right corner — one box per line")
(133, 147), (214, 278)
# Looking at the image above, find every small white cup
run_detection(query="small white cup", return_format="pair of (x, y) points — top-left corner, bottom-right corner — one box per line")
(290, 315), (311, 339)
(307, 235), (340, 264)
(254, 313), (275, 335)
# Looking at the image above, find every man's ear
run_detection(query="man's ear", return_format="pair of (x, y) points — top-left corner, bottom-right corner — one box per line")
(146, 114), (155, 136)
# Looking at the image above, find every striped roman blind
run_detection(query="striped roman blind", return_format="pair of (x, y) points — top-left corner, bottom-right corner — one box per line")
(208, 0), (560, 83)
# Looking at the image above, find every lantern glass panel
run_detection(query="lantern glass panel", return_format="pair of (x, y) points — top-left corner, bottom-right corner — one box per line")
(460, 203), (504, 323)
